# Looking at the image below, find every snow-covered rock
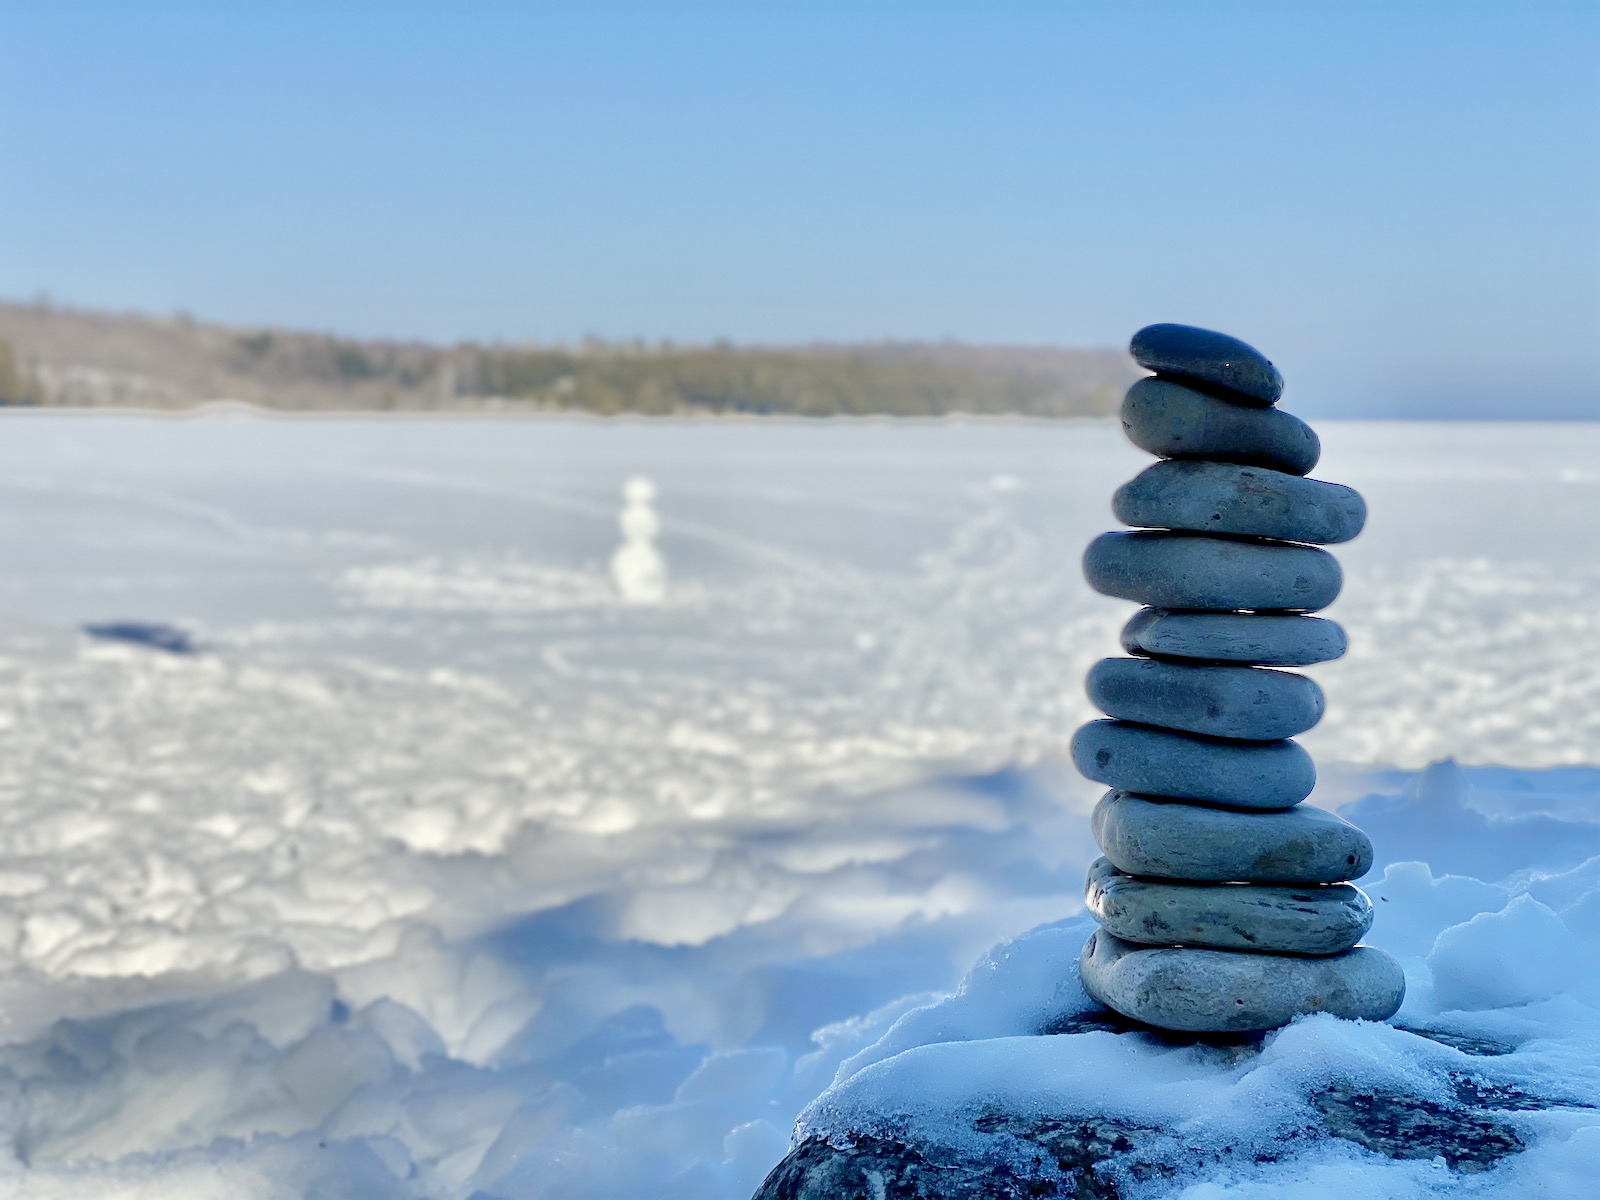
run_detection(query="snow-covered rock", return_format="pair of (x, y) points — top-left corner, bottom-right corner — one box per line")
(756, 901), (1600, 1198)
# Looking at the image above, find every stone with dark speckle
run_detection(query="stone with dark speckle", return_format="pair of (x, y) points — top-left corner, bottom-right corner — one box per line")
(1130, 323), (1284, 406)
(1114, 460), (1366, 545)
(1071, 719), (1315, 808)
(1087, 657), (1325, 741)
(1313, 1084), (1522, 1172)
(1085, 856), (1373, 954)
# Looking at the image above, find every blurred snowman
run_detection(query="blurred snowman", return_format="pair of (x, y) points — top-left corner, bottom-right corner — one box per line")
(611, 476), (667, 603)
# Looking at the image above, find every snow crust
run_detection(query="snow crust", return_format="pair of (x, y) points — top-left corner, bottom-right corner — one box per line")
(0, 415), (1590, 1196)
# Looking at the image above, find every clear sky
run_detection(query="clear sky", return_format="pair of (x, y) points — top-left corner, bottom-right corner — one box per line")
(2, 1), (1597, 416)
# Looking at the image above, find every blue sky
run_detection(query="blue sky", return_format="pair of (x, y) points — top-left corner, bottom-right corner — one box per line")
(1, 1), (1597, 416)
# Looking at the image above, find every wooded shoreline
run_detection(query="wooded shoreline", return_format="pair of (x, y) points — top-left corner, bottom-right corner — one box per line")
(0, 301), (1139, 418)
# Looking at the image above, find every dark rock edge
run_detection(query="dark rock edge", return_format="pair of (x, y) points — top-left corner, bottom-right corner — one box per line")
(752, 1021), (1590, 1199)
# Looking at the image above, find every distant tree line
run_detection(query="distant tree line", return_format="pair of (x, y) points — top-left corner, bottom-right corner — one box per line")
(458, 346), (1119, 417)
(0, 301), (1137, 416)
(0, 339), (44, 405)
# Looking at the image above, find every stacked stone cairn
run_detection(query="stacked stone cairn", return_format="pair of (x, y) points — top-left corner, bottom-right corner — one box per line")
(1074, 323), (1406, 1034)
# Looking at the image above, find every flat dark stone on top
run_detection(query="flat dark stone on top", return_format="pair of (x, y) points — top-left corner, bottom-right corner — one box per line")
(1130, 323), (1284, 406)
(1121, 377), (1320, 475)
(1114, 460), (1367, 545)
(1084, 531), (1343, 612)
(1071, 719), (1315, 808)
(1121, 608), (1347, 666)
(1087, 656), (1325, 741)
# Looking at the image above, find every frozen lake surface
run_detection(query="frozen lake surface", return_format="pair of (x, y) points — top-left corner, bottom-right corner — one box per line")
(0, 413), (1593, 1196)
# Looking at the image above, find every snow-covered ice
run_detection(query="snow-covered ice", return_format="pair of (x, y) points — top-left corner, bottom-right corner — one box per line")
(0, 412), (1591, 1196)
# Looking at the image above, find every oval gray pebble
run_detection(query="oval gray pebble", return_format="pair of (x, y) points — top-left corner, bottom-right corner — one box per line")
(1121, 608), (1347, 666)
(1121, 377), (1320, 475)
(1071, 719), (1314, 809)
(1092, 790), (1374, 883)
(1114, 460), (1367, 545)
(1129, 324), (1284, 406)
(1079, 929), (1405, 1032)
(1084, 531), (1342, 612)
(1085, 857), (1373, 955)
(1087, 657), (1324, 740)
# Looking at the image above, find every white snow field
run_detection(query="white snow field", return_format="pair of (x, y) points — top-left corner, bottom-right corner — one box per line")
(0, 412), (1592, 1198)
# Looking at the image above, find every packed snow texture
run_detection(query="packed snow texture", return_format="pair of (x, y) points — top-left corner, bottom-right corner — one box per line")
(0, 414), (1591, 1196)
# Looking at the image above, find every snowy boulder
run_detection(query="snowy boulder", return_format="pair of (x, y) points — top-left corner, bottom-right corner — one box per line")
(752, 1117), (1166, 1200)
(748, 901), (1599, 1199)
(754, 1089), (1528, 1200)
(755, 1013), (1556, 1197)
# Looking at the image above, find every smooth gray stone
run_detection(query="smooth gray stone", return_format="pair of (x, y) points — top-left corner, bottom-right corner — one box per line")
(1121, 608), (1347, 666)
(1092, 790), (1374, 883)
(1079, 929), (1406, 1032)
(1083, 531), (1342, 612)
(1114, 460), (1366, 545)
(1085, 857), (1373, 954)
(1071, 719), (1314, 808)
(1129, 323), (1284, 406)
(1121, 377), (1320, 475)
(1087, 657), (1324, 740)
